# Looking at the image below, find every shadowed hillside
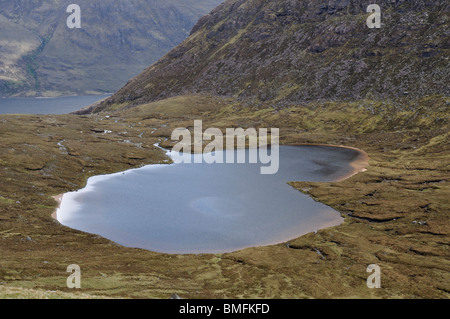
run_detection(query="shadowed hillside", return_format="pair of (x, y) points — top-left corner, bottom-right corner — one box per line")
(0, 0), (223, 97)
(93, 0), (449, 111)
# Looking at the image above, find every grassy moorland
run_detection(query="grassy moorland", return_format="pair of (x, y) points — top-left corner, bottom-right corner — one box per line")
(0, 94), (448, 298)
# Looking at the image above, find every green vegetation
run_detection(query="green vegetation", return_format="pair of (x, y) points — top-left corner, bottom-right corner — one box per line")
(21, 35), (53, 91)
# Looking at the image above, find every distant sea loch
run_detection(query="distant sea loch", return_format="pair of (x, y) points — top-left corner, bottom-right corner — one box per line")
(0, 95), (111, 115)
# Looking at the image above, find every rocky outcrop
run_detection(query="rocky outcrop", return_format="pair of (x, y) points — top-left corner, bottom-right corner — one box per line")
(96, 0), (449, 111)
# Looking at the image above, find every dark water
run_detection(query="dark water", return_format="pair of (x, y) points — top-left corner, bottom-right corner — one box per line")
(0, 95), (110, 114)
(57, 145), (363, 254)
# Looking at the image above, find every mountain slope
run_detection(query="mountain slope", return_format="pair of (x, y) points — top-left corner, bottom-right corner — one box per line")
(95, 0), (449, 111)
(0, 0), (223, 97)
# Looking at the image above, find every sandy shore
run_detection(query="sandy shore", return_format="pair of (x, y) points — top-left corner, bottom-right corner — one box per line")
(51, 194), (63, 220)
(338, 152), (369, 181)
(330, 146), (369, 182)
(289, 143), (369, 182)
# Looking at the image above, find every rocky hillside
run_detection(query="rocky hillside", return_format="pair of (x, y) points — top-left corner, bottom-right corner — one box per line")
(0, 0), (223, 97)
(95, 0), (449, 111)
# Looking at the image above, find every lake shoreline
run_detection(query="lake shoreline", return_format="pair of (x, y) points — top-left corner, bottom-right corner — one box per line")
(51, 143), (369, 252)
(51, 194), (64, 220)
(2, 94), (446, 298)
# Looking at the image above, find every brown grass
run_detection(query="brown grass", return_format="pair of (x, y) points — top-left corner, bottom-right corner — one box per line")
(0, 95), (448, 298)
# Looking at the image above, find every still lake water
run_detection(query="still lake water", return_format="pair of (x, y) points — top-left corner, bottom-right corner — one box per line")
(56, 145), (363, 254)
(0, 95), (110, 114)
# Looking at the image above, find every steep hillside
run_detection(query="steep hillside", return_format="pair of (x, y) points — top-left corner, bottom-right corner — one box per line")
(0, 0), (223, 97)
(94, 0), (449, 111)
